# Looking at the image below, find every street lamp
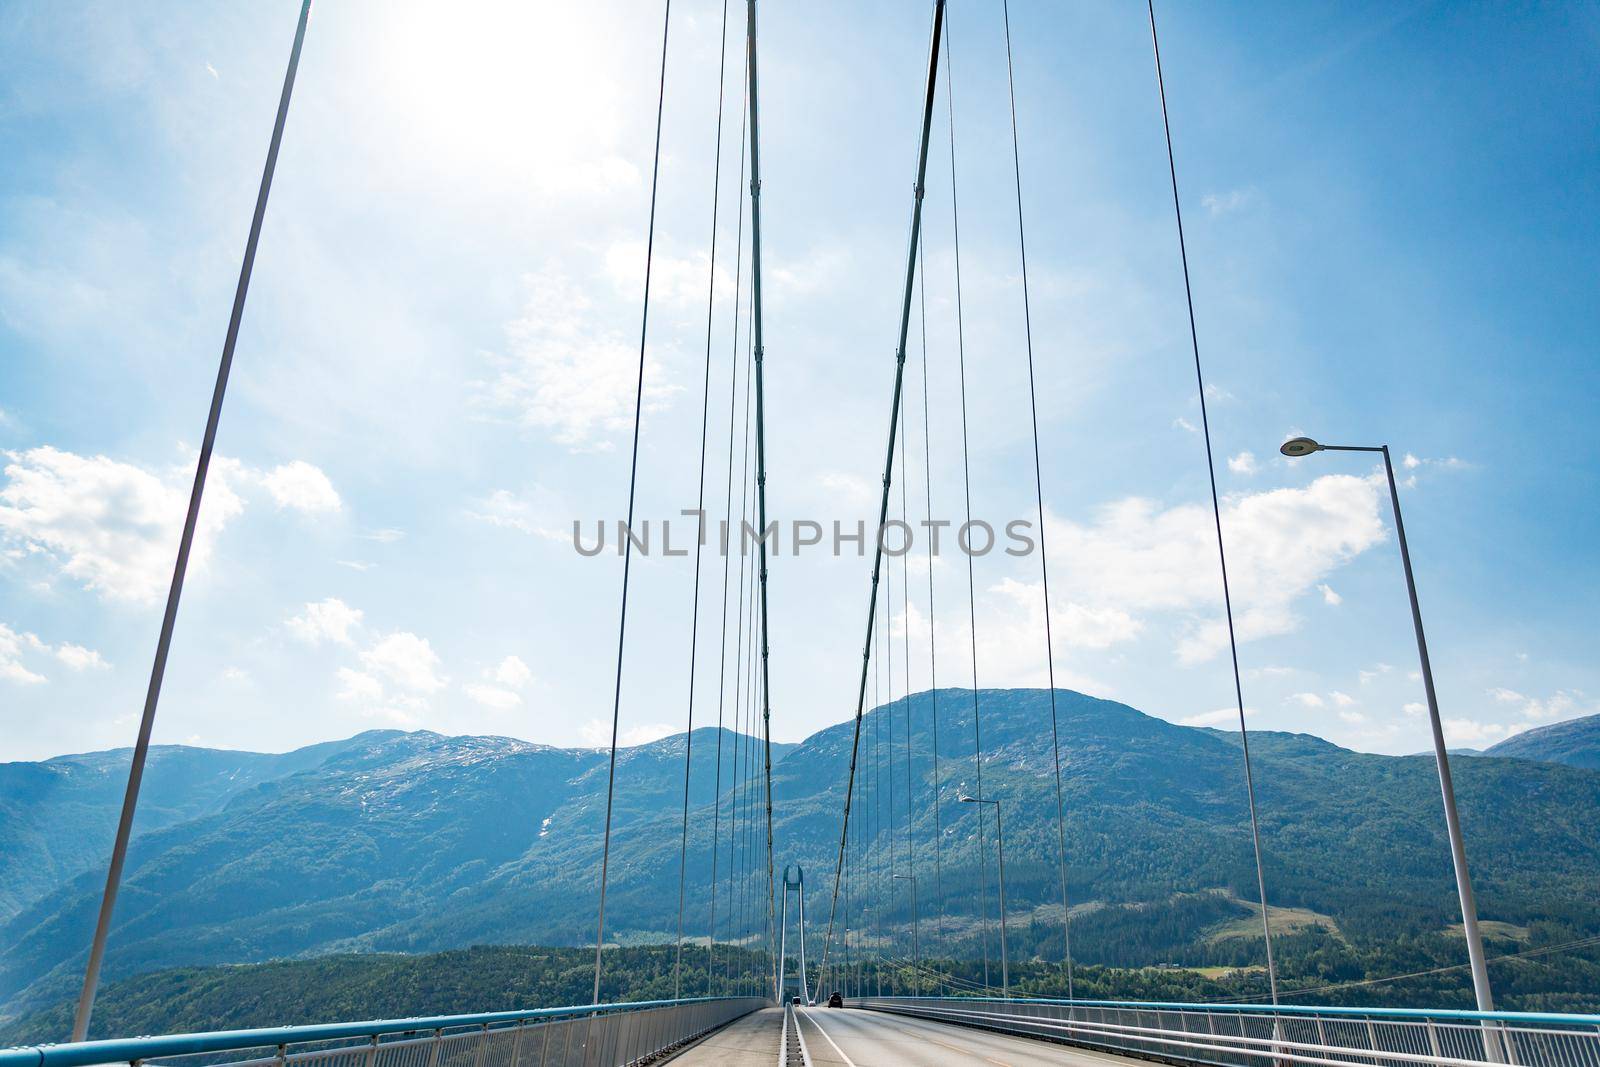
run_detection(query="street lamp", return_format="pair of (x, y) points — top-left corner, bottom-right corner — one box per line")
(1279, 436), (1495, 1014)
(894, 873), (920, 996)
(959, 793), (1009, 998)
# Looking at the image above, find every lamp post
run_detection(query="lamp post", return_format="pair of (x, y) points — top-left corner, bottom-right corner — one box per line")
(960, 794), (1009, 998)
(1279, 436), (1496, 1014)
(894, 872), (920, 996)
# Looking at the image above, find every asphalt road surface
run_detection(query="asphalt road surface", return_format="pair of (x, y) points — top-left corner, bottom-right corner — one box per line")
(671, 1004), (1150, 1066)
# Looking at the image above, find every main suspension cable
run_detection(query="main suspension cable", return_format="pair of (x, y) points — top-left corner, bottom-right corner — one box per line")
(1146, 0), (1279, 1004)
(742, 0), (780, 1002)
(999, 0), (1074, 999)
(918, 236), (946, 978)
(70, 0), (313, 1042)
(818, 0), (948, 985)
(674, 0), (734, 1000)
(592, 0), (673, 1003)
(706, 36), (752, 993)
(943, 5), (993, 994)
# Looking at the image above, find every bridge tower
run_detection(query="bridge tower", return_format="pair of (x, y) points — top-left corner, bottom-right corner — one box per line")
(777, 865), (810, 1004)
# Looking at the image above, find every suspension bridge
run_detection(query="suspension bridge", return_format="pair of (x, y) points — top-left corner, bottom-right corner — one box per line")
(2, 1), (1595, 1065)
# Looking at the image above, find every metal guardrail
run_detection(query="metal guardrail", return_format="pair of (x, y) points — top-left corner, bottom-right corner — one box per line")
(855, 995), (1600, 1066)
(0, 997), (766, 1067)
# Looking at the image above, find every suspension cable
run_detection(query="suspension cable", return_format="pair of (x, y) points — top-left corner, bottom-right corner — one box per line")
(726, 301), (755, 986)
(999, 0), (1075, 999)
(674, 0), (734, 1000)
(819, 0), (947, 986)
(900, 376), (918, 992)
(742, 0), (781, 1002)
(917, 236), (946, 980)
(942, 6), (993, 995)
(592, 0), (673, 1005)
(1146, 0), (1279, 1004)
(706, 37), (752, 994)
(69, 0), (313, 1042)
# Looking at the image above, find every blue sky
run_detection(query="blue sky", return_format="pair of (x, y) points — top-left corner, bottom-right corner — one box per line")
(1, 1), (1595, 763)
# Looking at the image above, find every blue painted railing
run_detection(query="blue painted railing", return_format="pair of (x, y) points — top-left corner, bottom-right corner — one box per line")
(0, 996), (765, 1067)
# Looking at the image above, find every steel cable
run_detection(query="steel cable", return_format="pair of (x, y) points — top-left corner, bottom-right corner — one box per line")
(999, 0), (1075, 999)
(592, 0), (673, 1005)
(818, 1), (947, 986)
(674, 0), (734, 1000)
(942, 6), (993, 994)
(706, 38), (752, 994)
(1145, 0), (1279, 1004)
(70, 0), (313, 1041)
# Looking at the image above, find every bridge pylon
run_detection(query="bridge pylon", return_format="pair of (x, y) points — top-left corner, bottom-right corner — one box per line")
(777, 864), (810, 1004)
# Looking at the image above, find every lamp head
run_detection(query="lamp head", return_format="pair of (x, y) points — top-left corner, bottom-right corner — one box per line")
(957, 793), (976, 804)
(1280, 436), (1322, 458)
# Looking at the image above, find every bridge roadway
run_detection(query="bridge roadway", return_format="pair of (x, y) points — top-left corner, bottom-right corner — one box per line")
(670, 1004), (1149, 1066)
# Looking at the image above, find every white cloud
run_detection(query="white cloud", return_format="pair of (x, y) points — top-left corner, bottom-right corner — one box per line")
(465, 655), (533, 710)
(54, 643), (108, 671)
(479, 270), (679, 450)
(1173, 417), (1198, 434)
(1179, 706), (1255, 728)
(1290, 692), (1325, 708)
(1478, 688), (1596, 733)
(1360, 663), (1394, 685)
(1318, 583), (1342, 606)
(468, 488), (568, 543)
(1201, 187), (1258, 216)
(1443, 718), (1516, 747)
(1338, 709), (1368, 725)
(335, 666), (382, 703)
(363, 528), (405, 543)
(1330, 691), (1356, 707)
(287, 597), (364, 645)
(1040, 473), (1385, 665)
(261, 460), (341, 513)
(0, 446), (342, 603)
(0, 446), (243, 602)
(1403, 702), (1426, 717)
(580, 718), (676, 747)
(491, 655), (533, 688)
(361, 631), (448, 694)
(1227, 451), (1258, 475)
(1, 622), (108, 684)
(465, 683), (520, 710)
(0, 624), (47, 684)
(991, 577), (1142, 651)
(204, 61), (219, 79)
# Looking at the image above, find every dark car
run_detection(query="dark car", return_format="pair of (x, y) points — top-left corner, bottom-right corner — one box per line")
(792, 996), (802, 1005)
(827, 991), (843, 1008)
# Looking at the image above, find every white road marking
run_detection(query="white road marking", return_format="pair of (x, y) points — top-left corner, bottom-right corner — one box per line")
(798, 1008), (858, 1067)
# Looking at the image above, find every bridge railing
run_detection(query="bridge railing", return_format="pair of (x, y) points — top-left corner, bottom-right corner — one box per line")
(0, 997), (766, 1067)
(854, 995), (1600, 1066)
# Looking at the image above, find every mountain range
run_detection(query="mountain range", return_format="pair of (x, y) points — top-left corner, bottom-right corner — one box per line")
(2, 693), (1597, 1025)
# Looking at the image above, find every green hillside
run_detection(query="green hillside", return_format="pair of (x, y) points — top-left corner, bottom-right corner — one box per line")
(2, 689), (1597, 1029)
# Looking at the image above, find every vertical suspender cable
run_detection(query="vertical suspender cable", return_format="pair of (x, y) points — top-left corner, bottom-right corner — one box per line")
(1146, 0), (1279, 1004)
(998, 0), (1074, 999)
(70, 0), (313, 1042)
(917, 239), (946, 977)
(900, 380), (917, 991)
(674, 0), (733, 1001)
(726, 335), (754, 987)
(942, 8), (993, 994)
(706, 51), (752, 995)
(742, 0), (781, 1003)
(819, 0), (946, 984)
(593, 0), (672, 1006)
